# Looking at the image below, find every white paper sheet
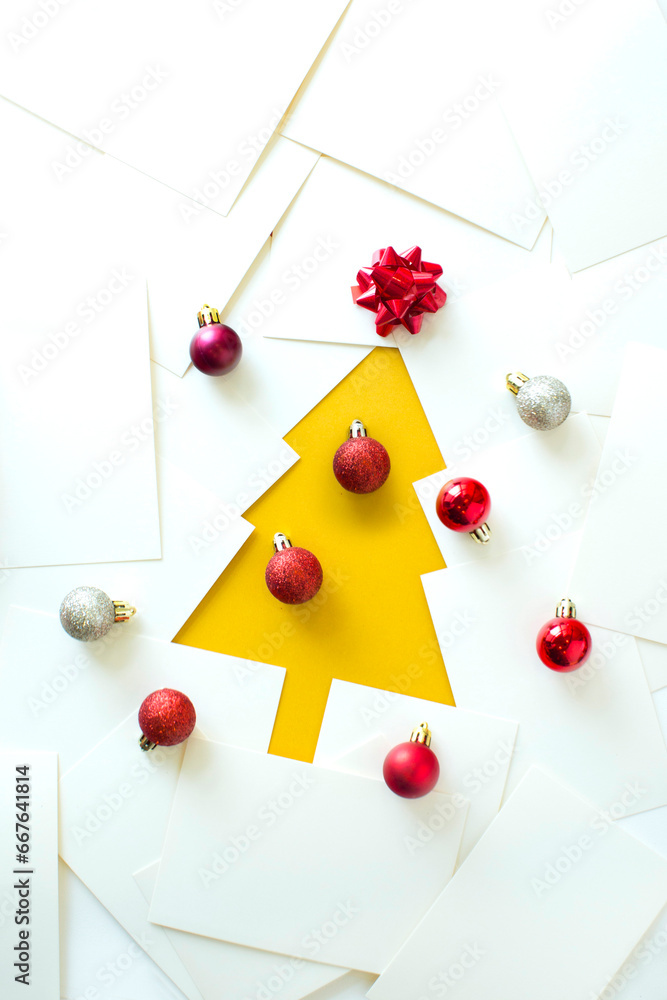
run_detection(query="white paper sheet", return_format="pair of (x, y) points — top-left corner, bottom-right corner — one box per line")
(0, 458), (253, 642)
(601, 687), (667, 1000)
(368, 768), (667, 1000)
(265, 155), (550, 349)
(283, 0), (544, 247)
(315, 680), (516, 861)
(0, 607), (285, 773)
(143, 136), (320, 376)
(58, 679), (287, 999)
(422, 535), (667, 813)
(398, 251), (667, 467)
(151, 362), (299, 514)
(149, 739), (467, 973)
(569, 343), (667, 644)
(596, 905), (667, 1000)
(0, 277), (160, 568)
(0, 0), (347, 214)
(59, 718), (207, 1000)
(59, 861), (186, 1000)
(587, 415), (611, 451)
(638, 639), (667, 693)
(134, 862), (345, 1000)
(413, 414), (601, 568)
(0, 751), (59, 1000)
(494, 0), (667, 271)
(0, 96), (320, 379)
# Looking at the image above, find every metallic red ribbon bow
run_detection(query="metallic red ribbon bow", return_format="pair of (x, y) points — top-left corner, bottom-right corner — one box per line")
(352, 245), (447, 338)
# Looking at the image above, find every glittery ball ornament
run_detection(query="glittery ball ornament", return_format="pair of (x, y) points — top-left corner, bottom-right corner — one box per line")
(435, 477), (491, 544)
(352, 245), (447, 338)
(265, 533), (323, 605)
(333, 419), (390, 494)
(138, 689), (196, 751)
(506, 372), (571, 431)
(537, 598), (592, 672)
(190, 304), (242, 376)
(59, 586), (136, 642)
(383, 723), (440, 798)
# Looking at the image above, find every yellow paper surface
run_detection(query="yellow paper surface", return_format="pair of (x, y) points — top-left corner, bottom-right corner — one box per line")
(175, 347), (452, 761)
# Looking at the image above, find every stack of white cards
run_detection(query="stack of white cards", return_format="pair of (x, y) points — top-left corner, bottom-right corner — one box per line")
(0, 0), (665, 998)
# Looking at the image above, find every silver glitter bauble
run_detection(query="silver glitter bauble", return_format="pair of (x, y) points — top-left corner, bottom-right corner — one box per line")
(516, 375), (571, 431)
(59, 586), (116, 642)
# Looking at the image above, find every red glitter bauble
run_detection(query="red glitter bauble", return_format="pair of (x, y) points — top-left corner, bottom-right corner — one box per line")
(333, 436), (390, 494)
(537, 617), (592, 672)
(265, 547), (323, 604)
(435, 477), (491, 532)
(138, 689), (196, 747)
(383, 741), (440, 798)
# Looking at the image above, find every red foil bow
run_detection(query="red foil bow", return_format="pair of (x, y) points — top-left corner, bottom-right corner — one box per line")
(352, 245), (447, 338)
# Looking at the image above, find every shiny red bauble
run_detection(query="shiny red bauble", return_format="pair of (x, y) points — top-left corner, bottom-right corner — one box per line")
(383, 728), (440, 799)
(138, 689), (196, 748)
(190, 305), (242, 376)
(537, 616), (592, 672)
(333, 421), (390, 494)
(265, 534), (323, 605)
(435, 476), (491, 532)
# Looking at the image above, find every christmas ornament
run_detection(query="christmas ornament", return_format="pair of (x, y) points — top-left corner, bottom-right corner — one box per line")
(506, 372), (571, 431)
(265, 533), (323, 604)
(138, 688), (196, 751)
(537, 598), (592, 672)
(59, 586), (136, 642)
(352, 245), (447, 338)
(333, 419), (391, 494)
(435, 477), (491, 544)
(189, 304), (242, 376)
(383, 723), (440, 798)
